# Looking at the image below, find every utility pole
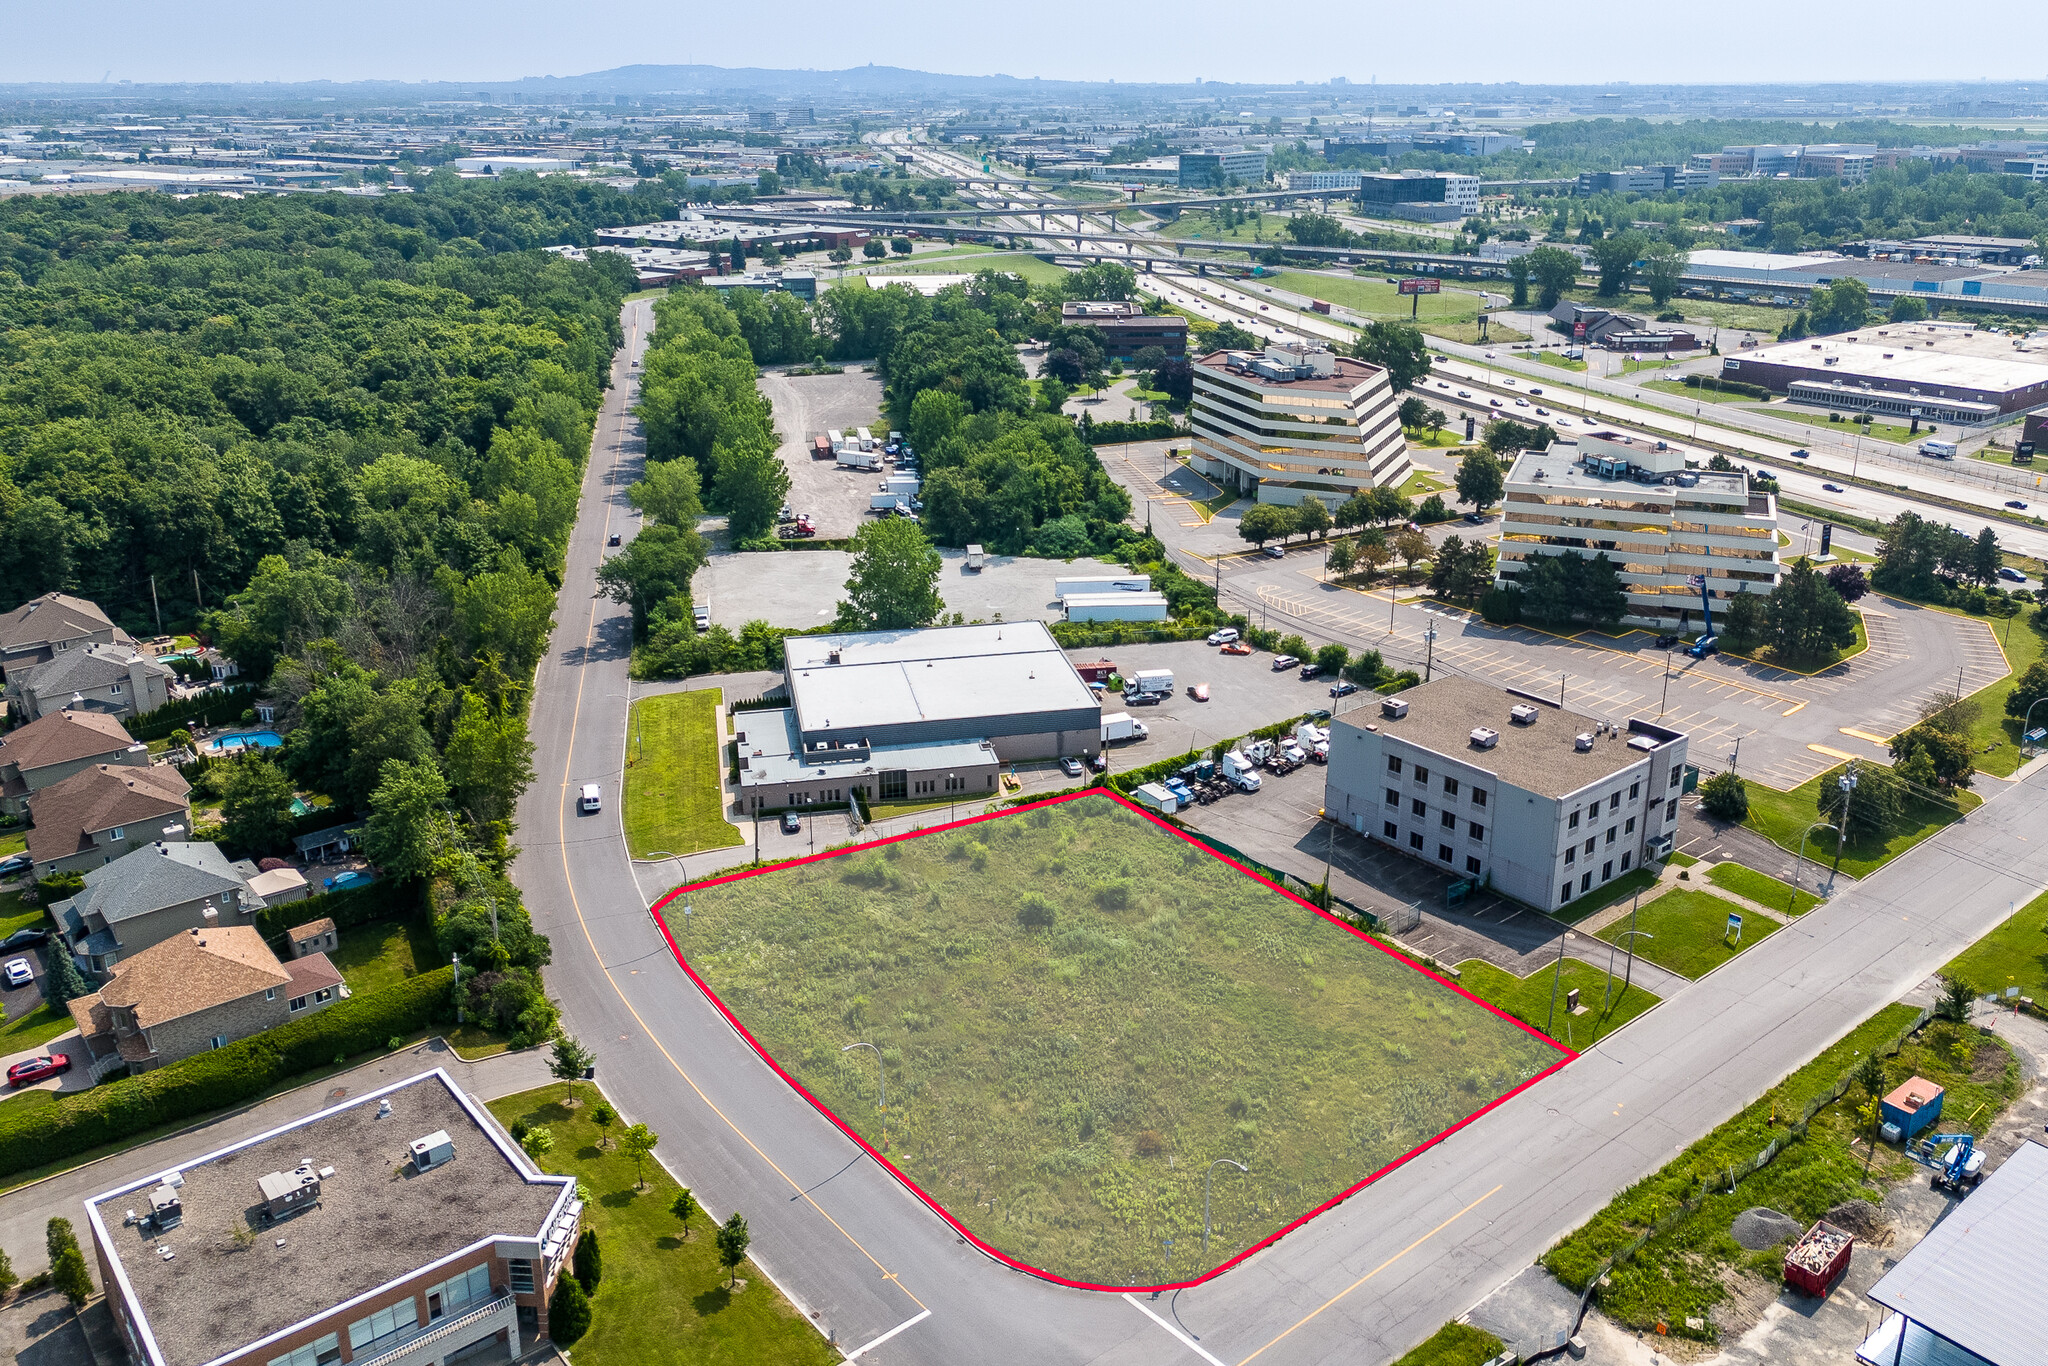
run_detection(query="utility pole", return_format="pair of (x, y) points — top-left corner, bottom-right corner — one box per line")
(1660, 648), (1673, 717)
(1831, 763), (1859, 878)
(1543, 929), (1572, 1037)
(150, 576), (162, 635)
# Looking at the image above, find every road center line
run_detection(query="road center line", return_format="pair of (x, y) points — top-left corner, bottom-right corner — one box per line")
(1124, 1294), (1228, 1366)
(1234, 1184), (1503, 1366)
(843, 1308), (933, 1361)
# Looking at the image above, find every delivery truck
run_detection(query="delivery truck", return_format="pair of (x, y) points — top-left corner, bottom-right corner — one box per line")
(1100, 712), (1150, 744)
(838, 445), (880, 471)
(965, 544), (986, 571)
(857, 426), (875, 451)
(1128, 668), (1175, 698)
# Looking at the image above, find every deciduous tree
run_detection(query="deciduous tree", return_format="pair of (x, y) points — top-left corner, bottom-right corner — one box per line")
(837, 518), (944, 630)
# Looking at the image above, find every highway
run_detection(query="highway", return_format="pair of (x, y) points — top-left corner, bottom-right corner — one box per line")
(508, 281), (2048, 1364)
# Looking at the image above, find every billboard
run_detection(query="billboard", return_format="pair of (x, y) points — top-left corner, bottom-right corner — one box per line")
(1397, 278), (1441, 296)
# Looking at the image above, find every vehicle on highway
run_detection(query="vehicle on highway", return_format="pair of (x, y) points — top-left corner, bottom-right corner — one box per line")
(7, 1055), (69, 1088)
(1501, 378), (1515, 386)
(1484, 351), (1496, 359)
(0, 927), (49, 952)
(1330, 680), (1360, 697)
(1515, 398), (1529, 407)
(1271, 654), (1300, 671)
(579, 783), (602, 814)
(1789, 448), (1810, 459)
(1457, 390), (1471, 398)
(1060, 756), (1085, 778)
(1655, 634), (1682, 649)
(0, 852), (29, 879)
(1999, 566), (2029, 582)
(1434, 354), (1449, 362)
(2007, 500), (2029, 510)
(1264, 545), (1284, 558)
(1535, 407), (1550, 416)
(323, 870), (374, 893)
(1489, 398), (1503, 407)
(606, 533), (621, 547)
(1556, 416), (1573, 425)
(781, 811), (802, 834)
(1298, 662), (1323, 680)
(1188, 683), (1210, 702)
(1436, 381), (1451, 389)
(1221, 641), (1253, 656)
(1528, 388), (1543, 396)
(3, 958), (31, 988)
(1822, 482), (1845, 492)
(1206, 627), (1240, 645)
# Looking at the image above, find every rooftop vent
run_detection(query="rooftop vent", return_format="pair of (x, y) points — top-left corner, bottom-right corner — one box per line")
(410, 1130), (455, 1172)
(1380, 697), (1409, 720)
(1574, 733), (1595, 752)
(1470, 727), (1500, 749)
(377, 1099), (392, 1118)
(148, 1182), (183, 1230)
(257, 1164), (322, 1219)
(1509, 704), (1539, 725)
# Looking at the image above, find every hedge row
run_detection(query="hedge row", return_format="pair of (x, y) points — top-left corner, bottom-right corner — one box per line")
(1681, 373), (1773, 401)
(0, 967), (455, 1178)
(1078, 418), (1180, 445)
(124, 686), (259, 741)
(251, 879), (422, 952)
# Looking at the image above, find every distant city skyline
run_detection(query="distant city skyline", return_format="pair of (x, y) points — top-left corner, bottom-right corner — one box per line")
(4, 0), (2046, 90)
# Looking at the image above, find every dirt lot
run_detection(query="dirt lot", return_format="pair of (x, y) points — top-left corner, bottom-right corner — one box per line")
(756, 367), (892, 540)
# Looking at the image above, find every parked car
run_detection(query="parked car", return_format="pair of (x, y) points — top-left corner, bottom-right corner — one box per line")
(1221, 641), (1253, 656)
(1206, 628), (1240, 645)
(0, 926), (49, 952)
(1060, 756), (1084, 778)
(1299, 663), (1323, 680)
(3, 958), (31, 988)
(1263, 545), (1285, 558)
(1128, 690), (1163, 705)
(1271, 655), (1300, 671)
(1999, 566), (2030, 582)
(1822, 483), (1845, 493)
(7, 1054), (69, 1088)
(606, 533), (622, 547)
(323, 870), (374, 893)
(1188, 683), (1210, 702)
(781, 811), (802, 834)
(0, 852), (30, 879)
(1330, 680), (1360, 697)
(1088, 753), (1107, 773)
(1655, 634), (1682, 649)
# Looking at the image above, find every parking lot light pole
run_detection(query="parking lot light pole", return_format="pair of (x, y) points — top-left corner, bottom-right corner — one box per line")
(1616, 928), (1654, 1002)
(1796, 822), (1838, 902)
(1204, 1159), (1249, 1264)
(1830, 764), (1859, 880)
(1544, 930), (1575, 1036)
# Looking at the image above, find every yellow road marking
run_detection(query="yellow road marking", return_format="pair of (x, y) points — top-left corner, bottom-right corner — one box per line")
(1236, 1185), (1504, 1366)
(556, 310), (925, 1312)
(1806, 744), (1866, 762)
(1840, 728), (1892, 745)
(1780, 702), (1807, 717)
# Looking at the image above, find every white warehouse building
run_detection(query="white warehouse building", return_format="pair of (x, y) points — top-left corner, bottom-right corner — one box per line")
(1323, 677), (1690, 914)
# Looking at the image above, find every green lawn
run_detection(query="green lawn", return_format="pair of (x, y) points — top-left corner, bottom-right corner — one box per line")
(1739, 406), (1916, 446)
(330, 916), (437, 997)
(486, 1088), (836, 1366)
(1392, 1322), (1508, 1366)
(1544, 1002), (2019, 1342)
(1955, 604), (2042, 777)
(1705, 863), (1821, 916)
(1402, 427), (1466, 449)
(0, 829), (24, 860)
(0, 1002), (74, 1051)
(1269, 271), (1486, 324)
(1592, 889), (1780, 979)
(1743, 762), (1976, 878)
(1535, 352), (1588, 373)
(624, 690), (744, 861)
(1942, 887), (2048, 1002)
(0, 890), (42, 940)
(1155, 211), (1274, 244)
(1453, 958), (1661, 1048)
(679, 793), (1559, 1284)
(1553, 866), (1662, 925)
(1640, 378), (1755, 405)
(1398, 471), (1449, 497)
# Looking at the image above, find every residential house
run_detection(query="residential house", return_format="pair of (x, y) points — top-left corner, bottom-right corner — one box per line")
(25, 762), (191, 877)
(88, 1069), (580, 1366)
(295, 821), (365, 863)
(287, 916), (338, 958)
(53, 840), (265, 978)
(0, 708), (148, 817)
(0, 592), (130, 677)
(65, 919), (343, 1078)
(6, 641), (174, 723)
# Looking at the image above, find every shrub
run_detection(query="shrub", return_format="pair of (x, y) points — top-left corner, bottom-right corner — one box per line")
(1478, 586), (1523, 624)
(1699, 770), (1748, 821)
(548, 1271), (593, 1344)
(1017, 892), (1058, 929)
(573, 1228), (603, 1294)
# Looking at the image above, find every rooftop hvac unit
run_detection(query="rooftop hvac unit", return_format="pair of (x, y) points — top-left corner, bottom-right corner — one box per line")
(1380, 697), (1409, 720)
(410, 1130), (455, 1172)
(1470, 727), (1500, 749)
(1509, 704), (1539, 725)
(1574, 733), (1596, 751)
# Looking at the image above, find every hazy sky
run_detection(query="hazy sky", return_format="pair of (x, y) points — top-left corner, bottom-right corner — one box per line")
(7, 0), (2045, 87)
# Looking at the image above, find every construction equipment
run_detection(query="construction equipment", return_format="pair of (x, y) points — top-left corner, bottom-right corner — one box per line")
(1910, 1132), (1986, 1192)
(1685, 574), (1718, 658)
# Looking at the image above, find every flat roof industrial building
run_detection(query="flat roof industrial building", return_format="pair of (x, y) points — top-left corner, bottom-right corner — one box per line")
(1723, 335), (2048, 417)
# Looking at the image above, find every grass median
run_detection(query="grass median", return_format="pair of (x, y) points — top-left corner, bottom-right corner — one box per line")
(1592, 889), (1779, 979)
(1743, 762), (1975, 879)
(1705, 862), (1821, 916)
(486, 1087), (835, 1366)
(678, 792), (1562, 1285)
(624, 689), (745, 861)
(1453, 958), (1661, 1048)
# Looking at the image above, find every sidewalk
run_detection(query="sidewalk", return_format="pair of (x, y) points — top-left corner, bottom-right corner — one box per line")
(0, 1038), (552, 1284)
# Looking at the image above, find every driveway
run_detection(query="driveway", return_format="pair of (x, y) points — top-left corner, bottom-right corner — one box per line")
(756, 367), (889, 540)
(0, 1031), (91, 1099)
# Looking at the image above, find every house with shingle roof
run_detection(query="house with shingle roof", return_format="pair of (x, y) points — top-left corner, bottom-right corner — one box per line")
(6, 640), (173, 723)
(0, 708), (148, 816)
(52, 840), (266, 978)
(66, 919), (343, 1078)
(26, 762), (192, 877)
(0, 592), (129, 675)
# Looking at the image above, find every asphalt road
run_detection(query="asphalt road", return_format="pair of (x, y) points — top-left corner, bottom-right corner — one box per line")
(513, 297), (2048, 1366)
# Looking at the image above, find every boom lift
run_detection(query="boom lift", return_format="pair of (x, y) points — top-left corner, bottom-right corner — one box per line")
(1686, 575), (1718, 658)
(1909, 1132), (1985, 1192)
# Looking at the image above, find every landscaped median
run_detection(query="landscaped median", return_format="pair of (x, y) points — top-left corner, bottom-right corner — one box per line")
(1453, 958), (1660, 1048)
(624, 688), (745, 860)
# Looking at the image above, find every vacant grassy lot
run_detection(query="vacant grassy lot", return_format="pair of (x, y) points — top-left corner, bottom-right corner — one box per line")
(1453, 958), (1661, 1048)
(624, 690), (744, 861)
(676, 793), (1559, 1284)
(1705, 862), (1821, 916)
(487, 1088), (835, 1366)
(1943, 887), (2048, 1001)
(1270, 271), (1486, 324)
(1743, 762), (1975, 878)
(1593, 889), (1779, 979)
(1392, 1322), (1507, 1366)
(1641, 378), (1750, 404)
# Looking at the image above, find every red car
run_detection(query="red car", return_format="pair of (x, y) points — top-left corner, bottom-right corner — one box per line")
(7, 1054), (70, 1088)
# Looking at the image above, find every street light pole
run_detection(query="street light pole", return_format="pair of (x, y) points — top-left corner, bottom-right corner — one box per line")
(1544, 929), (1574, 1036)
(1831, 764), (1859, 880)
(1617, 928), (1654, 1002)
(1204, 1159), (1249, 1264)
(1795, 822), (1838, 904)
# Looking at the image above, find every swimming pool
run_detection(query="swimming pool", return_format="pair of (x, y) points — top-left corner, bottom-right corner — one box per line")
(207, 730), (283, 753)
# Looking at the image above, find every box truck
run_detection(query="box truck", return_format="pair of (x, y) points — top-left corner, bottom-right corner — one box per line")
(1131, 782), (1180, 815)
(1128, 668), (1174, 697)
(870, 492), (907, 513)
(965, 544), (986, 571)
(838, 445), (880, 471)
(857, 426), (875, 451)
(1100, 712), (1149, 744)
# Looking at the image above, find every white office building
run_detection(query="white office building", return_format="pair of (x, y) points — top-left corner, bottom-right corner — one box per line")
(1495, 431), (1781, 630)
(1188, 340), (1414, 508)
(1323, 678), (1690, 913)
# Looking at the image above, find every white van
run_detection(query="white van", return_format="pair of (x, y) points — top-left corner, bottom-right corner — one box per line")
(1920, 440), (1957, 460)
(579, 784), (601, 814)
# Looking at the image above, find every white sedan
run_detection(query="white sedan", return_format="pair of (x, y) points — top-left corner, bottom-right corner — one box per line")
(3, 959), (31, 989)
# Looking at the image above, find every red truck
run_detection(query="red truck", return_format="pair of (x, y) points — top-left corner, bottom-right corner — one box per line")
(1309, 300), (1332, 315)
(1783, 1221), (1853, 1296)
(811, 434), (834, 460)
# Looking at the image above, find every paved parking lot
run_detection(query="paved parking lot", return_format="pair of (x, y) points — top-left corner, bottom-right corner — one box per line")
(699, 546), (1133, 631)
(756, 368), (891, 540)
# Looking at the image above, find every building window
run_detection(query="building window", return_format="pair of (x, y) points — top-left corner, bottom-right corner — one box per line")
(264, 989), (276, 1002)
(1587, 803), (1600, 822)
(1443, 776), (1459, 797)
(1584, 838), (1596, 855)
(1581, 873), (1593, 892)
(1408, 832), (1424, 851)
(1609, 793), (1621, 812)
(1564, 847), (1576, 865)
(1466, 856), (1482, 875)
(1606, 826), (1617, 845)
(1602, 860), (1614, 882)
(1625, 816), (1636, 834)
(509, 1259), (536, 1294)
(110, 683), (123, 696)
(428, 1265), (492, 1320)
(1469, 822), (1484, 840)
(1387, 756), (1403, 774)
(1411, 799), (1426, 817)
(268, 1334), (340, 1366)
(1385, 787), (1399, 806)
(1440, 810), (1456, 829)
(315, 988), (332, 1004)
(290, 996), (307, 1012)
(1669, 768), (1682, 788)
(109, 826), (125, 841)
(1383, 821), (1399, 839)
(211, 1035), (228, 1049)
(1629, 781), (1641, 800)
(1472, 788), (1487, 807)
(1414, 765), (1429, 785)
(1621, 851), (1632, 871)
(349, 1300), (419, 1353)
(1438, 844), (1454, 863)
(1668, 803), (1679, 822)
(1561, 882), (1574, 903)
(1569, 811), (1580, 830)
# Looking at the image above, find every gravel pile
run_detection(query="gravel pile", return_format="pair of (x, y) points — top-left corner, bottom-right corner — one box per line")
(1824, 1199), (1887, 1237)
(1730, 1207), (1805, 1250)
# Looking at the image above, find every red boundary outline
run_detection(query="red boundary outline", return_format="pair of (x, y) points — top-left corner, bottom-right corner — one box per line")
(648, 787), (1575, 1293)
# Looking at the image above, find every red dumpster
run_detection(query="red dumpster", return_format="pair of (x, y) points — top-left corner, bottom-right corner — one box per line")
(1783, 1220), (1854, 1296)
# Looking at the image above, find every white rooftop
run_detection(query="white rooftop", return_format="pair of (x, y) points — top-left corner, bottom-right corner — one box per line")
(1736, 337), (2048, 394)
(786, 623), (1098, 736)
